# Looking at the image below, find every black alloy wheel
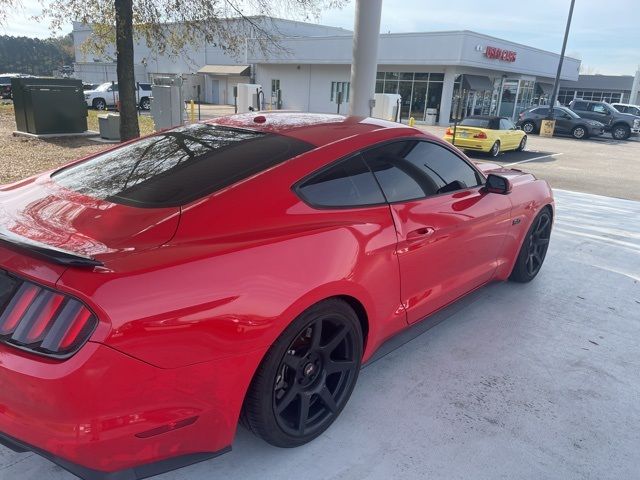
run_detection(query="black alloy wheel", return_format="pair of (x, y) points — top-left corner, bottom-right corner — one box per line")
(242, 299), (362, 447)
(510, 209), (552, 282)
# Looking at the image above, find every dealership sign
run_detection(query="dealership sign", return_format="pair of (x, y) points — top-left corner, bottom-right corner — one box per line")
(483, 46), (517, 62)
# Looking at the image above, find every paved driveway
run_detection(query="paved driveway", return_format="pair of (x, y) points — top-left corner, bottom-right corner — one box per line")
(1, 189), (639, 480)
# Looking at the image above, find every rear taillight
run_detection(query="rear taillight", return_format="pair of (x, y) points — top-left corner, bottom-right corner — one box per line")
(0, 273), (97, 359)
(446, 128), (453, 136)
(473, 131), (488, 139)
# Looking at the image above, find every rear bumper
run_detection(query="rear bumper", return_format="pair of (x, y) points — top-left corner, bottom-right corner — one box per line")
(0, 430), (230, 480)
(443, 136), (491, 152)
(0, 341), (256, 477)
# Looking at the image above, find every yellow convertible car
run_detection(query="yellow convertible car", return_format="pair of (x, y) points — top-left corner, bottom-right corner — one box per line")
(444, 115), (527, 157)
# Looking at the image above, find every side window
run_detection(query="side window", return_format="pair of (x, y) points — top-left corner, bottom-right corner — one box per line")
(363, 141), (482, 202)
(590, 103), (607, 114)
(572, 101), (587, 110)
(534, 108), (549, 116)
(297, 155), (385, 208)
(500, 118), (514, 130)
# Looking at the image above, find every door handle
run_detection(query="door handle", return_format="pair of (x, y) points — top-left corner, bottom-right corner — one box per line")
(406, 227), (436, 241)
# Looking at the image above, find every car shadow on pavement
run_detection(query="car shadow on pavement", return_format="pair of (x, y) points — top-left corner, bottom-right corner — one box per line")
(466, 150), (559, 164)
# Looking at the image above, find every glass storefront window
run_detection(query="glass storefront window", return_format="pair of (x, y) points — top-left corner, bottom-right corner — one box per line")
(400, 72), (414, 80)
(429, 73), (444, 81)
(414, 73), (430, 81)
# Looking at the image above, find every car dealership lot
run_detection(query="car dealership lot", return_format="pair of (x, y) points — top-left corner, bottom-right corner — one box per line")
(421, 125), (640, 201)
(2, 187), (639, 479)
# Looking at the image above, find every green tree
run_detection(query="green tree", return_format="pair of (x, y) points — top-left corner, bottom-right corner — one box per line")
(37, 0), (345, 141)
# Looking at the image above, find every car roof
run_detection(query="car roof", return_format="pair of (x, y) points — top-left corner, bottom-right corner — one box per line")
(208, 112), (416, 147)
(464, 115), (503, 121)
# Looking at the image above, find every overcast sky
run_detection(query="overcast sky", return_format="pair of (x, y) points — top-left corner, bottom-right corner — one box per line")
(2, 0), (639, 75)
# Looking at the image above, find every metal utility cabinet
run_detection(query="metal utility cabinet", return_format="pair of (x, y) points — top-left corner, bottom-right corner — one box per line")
(12, 78), (87, 134)
(151, 77), (184, 130)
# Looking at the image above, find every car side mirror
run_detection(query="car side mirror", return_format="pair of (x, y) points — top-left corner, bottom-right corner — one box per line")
(515, 125), (522, 130)
(484, 174), (512, 195)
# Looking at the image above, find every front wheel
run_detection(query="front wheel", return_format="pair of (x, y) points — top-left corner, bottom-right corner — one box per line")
(242, 299), (362, 447)
(489, 141), (500, 157)
(572, 126), (587, 139)
(139, 97), (150, 110)
(93, 98), (106, 110)
(611, 124), (630, 140)
(510, 208), (552, 283)
(517, 135), (527, 151)
(521, 121), (536, 134)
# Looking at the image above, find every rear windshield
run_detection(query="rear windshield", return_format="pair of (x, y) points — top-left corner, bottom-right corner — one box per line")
(52, 124), (313, 208)
(460, 118), (491, 128)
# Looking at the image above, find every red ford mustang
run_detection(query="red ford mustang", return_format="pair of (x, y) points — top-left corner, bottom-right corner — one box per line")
(0, 113), (553, 479)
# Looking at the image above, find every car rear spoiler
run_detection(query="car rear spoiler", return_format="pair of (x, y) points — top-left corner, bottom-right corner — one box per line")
(0, 227), (103, 268)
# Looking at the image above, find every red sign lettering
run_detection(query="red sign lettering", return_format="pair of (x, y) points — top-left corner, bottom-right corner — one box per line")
(484, 46), (517, 62)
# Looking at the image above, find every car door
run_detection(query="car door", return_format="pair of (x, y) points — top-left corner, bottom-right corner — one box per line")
(552, 109), (572, 134)
(362, 140), (512, 324)
(500, 118), (518, 149)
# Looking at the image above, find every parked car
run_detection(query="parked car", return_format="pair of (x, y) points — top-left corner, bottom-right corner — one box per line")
(611, 103), (640, 117)
(444, 115), (527, 157)
(82, 82), (99, 91)
(0, 113), (554, 480)
(568, 99), (640, 140)
(0, 73), (35, 99)
(84, 81), (152, 110)
(516, 106), (605, 139)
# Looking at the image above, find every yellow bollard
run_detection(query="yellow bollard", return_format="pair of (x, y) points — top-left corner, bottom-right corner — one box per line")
(190, 100), (195, 123)
(409, 117), (415, 127)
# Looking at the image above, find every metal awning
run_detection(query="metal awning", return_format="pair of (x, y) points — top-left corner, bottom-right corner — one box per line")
(462, 75), (493, 91)
(197, 65), (250, 76)
(536, 82), (554, 94)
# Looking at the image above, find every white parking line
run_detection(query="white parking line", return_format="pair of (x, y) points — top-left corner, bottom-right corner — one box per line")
(503, 152), (564, 167)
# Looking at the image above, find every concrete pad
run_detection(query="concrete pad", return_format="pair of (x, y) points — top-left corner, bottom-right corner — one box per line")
(12, 130), (99, 139)
(1, 189), (639, 480)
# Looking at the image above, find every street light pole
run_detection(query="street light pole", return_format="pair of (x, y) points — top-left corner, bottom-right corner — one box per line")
(548, 0), (576, 117)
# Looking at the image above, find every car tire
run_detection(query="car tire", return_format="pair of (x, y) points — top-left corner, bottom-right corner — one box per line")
(93, 98), (107, 110)
(139, 97), (150, 110)
(517, 135), (527, 151)
(489, 141), (500, 157)
(611, 123), (630, 140)
(509, 207), (552, 283)
(242, 298), (363, 448)
(521, 121), (536, 134)
(571, 126), (588, 139)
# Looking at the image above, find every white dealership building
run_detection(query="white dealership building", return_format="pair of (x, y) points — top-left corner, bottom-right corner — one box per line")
(72, 17), (582, 125)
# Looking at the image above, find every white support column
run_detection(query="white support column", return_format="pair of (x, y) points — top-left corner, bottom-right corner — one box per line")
(438, 68), (456, 126)
(630, 69), (640, 105)
(349, 0), (383, 117)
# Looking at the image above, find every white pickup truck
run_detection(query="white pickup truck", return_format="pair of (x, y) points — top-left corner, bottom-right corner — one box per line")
(84, 82), (152, 110)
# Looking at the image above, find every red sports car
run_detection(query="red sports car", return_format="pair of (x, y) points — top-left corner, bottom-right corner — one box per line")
(0, 113), (553, 479)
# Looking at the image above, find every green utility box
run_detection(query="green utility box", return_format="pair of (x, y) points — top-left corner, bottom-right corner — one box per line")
(12, 78), (87, 135)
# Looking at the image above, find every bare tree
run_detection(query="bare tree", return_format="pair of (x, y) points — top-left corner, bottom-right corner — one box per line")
(38, 0), (345, 141)
(0, 0), (23, 28)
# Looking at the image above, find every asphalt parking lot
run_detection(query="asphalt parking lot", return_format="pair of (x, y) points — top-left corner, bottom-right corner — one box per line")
(419, 125), (640, 201)
(1, 188), (639, 479)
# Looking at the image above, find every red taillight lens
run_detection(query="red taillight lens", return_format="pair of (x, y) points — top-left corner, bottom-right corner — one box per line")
(473, 131), (488, 139)
(446, 128), (453, 136)
(0, 272), (97, 359)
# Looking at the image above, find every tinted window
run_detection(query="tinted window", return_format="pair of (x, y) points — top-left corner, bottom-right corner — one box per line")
(460, 118), (490, 128)
(53, 124), (313, 208)
(363, 143), (427, 202)
(297, 155), (385, 208)
(139, 83), (152, 91)
(572, 101), (588, 110)
(363, 141), (481, 202)
(533, 108), (549, 116)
